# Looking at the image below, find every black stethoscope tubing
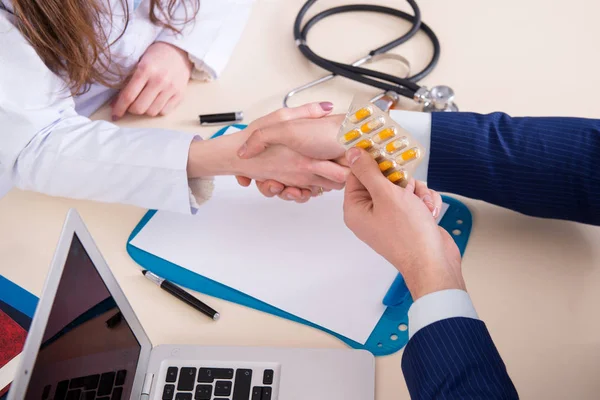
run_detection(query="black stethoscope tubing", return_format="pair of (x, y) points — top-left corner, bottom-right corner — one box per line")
(293, 0), (441, 99)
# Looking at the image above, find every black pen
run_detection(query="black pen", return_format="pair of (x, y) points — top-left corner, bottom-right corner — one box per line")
(142, 270), (220, 321)
(199, 111), (243, 126)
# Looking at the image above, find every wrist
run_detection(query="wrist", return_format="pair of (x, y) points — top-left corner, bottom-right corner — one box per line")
(187, 131), (251, 178)
(400, 263), (466, 301)
(154, 41), (193, 75)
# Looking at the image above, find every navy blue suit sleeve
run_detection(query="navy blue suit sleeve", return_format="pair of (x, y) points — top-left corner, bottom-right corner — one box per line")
(428, 112), (600, 225)
(402, 317), (518, 399)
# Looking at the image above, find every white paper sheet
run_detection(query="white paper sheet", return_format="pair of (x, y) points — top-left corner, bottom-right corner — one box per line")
(131, 176), (400, 344)
(437, 202), (449, 224)
(131, 176), (451, 344)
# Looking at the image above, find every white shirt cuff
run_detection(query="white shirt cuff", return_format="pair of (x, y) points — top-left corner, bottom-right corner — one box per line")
(389, 110), (432, 182)
(188, 178), (214, 212)
(187, 136), (215, 213)
(408, 289), (478, 339)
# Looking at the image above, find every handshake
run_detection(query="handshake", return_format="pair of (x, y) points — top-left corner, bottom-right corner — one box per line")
(187, 102), (466, 301)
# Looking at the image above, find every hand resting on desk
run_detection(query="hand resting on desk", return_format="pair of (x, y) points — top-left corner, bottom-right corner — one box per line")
(112, 42), (194, 120)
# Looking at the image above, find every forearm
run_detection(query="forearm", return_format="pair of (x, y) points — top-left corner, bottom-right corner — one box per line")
(9, 111), (198, 213)
(187, 129), (251, 178)
(402, 317), (519, 399)
(400, 265), (516, 397)
(398, 255), (517, 397)
(428, 112), (600, 225)
(400, 262), (466, 304)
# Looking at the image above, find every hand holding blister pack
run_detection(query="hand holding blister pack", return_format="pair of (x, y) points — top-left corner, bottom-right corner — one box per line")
(338, 97), (425, 187)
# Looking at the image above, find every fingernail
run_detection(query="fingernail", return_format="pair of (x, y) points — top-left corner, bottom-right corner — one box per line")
(111, 115), (119, 121)
(319, 102), (334, 111)
(270, 186), (282, 194)
(238, 144), (247, 157)
(422, 195), (435, 211)
(346, 147), (361, 165)
(432, 206), (440, 219)
(286, 194), (295, 200)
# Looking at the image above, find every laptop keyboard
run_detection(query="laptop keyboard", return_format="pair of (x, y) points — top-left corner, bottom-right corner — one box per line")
(162, 367), (274, 400)
(42, 370), (127, 400)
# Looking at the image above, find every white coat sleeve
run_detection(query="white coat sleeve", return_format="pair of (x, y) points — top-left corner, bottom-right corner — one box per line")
(154, 0), (254, 81)
(0, 12), (212, 213)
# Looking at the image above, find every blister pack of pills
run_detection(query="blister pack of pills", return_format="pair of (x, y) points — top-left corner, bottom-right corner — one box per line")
(338, 97), (425, 187)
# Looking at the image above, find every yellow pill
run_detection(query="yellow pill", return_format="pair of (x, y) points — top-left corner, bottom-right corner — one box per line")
(355, 139), (374, 150)
(339, 129), (361, 144)
(387, 170), (407, 184)
(378, 160), (395, 172)
(349, 107), (373, 124)
(373, 127), (396, 144)
(396, 147), (421, 164)
(360, 117), (384, 134)
(385, 137), (409, 154)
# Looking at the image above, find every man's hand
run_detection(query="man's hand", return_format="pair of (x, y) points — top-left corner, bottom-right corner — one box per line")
(112, 42), (193, 120)
(232, 142), (348, 193)
(343, 147), (465, 301)
(238, 113), (345, 161)
(235, 102), (346, 202)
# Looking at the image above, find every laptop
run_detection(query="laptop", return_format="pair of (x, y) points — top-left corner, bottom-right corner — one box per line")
(8, 210), (375, 400)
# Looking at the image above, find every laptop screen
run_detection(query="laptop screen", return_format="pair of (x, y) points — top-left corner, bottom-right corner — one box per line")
(24, 234), (141, 400)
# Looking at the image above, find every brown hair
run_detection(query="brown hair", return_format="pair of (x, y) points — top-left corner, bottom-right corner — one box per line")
(10, 0), (199, 95)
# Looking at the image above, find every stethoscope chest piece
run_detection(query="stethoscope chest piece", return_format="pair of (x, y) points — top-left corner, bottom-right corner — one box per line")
(416, 85), (459, 112)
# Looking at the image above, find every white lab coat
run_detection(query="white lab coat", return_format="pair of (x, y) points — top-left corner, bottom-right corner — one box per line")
(0, 0), (253, 213)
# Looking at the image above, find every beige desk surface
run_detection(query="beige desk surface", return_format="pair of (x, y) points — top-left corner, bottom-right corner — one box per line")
(2, 0), (600, 398)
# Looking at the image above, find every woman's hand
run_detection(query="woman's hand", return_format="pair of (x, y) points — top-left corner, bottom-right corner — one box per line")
(112, 42), (193, 120)
(235, 143), (348, 191)
(235, 103), (346, 202)
(238, 113), (345, 160)
(343, 147), (464, 301)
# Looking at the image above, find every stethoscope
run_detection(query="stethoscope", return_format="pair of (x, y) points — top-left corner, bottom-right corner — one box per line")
(283, 0), (458, 112)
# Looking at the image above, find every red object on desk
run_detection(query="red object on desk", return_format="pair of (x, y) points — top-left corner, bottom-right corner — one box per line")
(0, 309), (27, 397)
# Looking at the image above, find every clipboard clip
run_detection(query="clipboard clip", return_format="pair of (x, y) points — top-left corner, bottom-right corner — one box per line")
(382, 274), (411, 307)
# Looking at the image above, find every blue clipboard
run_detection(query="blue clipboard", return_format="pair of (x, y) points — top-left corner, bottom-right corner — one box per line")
(0, 275), (38, 320)
(126, 125), (473, 356)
